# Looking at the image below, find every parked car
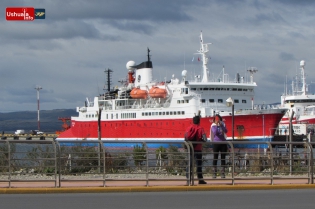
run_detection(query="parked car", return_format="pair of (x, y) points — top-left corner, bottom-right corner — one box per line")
(30, 130), (44, 135)
(15, 130), (25, 135)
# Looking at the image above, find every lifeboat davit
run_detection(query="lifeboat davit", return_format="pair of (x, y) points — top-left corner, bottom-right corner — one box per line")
(130, 88), (148, 99)
(149, 87), (167, 98)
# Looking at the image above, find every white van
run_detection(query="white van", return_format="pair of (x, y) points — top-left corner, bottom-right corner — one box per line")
(15, 130), (25, 135)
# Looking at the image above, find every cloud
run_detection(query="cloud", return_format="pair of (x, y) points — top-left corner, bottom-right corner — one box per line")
(1, 0), (315, 113)
(279, 52), (296, 61)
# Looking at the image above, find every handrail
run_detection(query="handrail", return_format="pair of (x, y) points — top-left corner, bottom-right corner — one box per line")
(0, 139), (314, 188)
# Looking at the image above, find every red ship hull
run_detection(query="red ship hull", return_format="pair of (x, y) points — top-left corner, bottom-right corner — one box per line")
(58, 112), (284, 141)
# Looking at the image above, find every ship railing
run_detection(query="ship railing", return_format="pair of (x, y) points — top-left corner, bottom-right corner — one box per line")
(0, 139), (314, 187)
(302, 110), (315, 116)
(253, 104), (273, 110)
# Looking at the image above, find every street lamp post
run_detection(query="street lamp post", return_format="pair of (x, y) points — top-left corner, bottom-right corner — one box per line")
(35, 85), (42, 131)
(226, 97), (234, 141)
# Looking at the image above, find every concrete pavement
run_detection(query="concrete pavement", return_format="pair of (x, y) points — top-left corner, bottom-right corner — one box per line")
(1, 178), (315, 194)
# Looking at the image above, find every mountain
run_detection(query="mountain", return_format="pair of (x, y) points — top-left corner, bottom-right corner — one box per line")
(0, 109), (76, 133)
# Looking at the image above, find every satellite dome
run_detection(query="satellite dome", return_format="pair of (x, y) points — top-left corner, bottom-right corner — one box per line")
(300, 60), (305, 67)
(126, 61), (136, 70)
(182, 70), (187, 77)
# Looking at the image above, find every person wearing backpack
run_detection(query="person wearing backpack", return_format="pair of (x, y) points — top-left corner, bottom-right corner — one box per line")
(210, 114), (228, 178)
(185, 115), (207, 185)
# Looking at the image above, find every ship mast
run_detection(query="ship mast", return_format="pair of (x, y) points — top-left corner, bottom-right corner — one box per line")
(300, 60), (306, 95)
(197, 31), (212, 83)
(104, 68), (113, 92)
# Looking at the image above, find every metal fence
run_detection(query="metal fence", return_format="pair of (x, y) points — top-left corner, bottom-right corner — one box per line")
(0, 139), (314, 187)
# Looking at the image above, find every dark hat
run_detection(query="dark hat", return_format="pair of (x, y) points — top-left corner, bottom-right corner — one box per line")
(193, 115), (200, 124)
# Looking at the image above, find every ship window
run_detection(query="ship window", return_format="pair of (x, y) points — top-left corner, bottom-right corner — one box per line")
(145, 112), (148, 116)
(149, 112), (151, 116)
(181, 100), (184, 103)
(232, 88), (237, 91)
(185, 100), (189, 103)
(177, 111), (181, 115)
(203, 88), (209, 90)
(199, 88), (202, 91)
(170, 112), (173, 115)
(209, 99), (214, 103)
(116, 114), (118, 119)
(111, 114), (113, 119)
(238, 88), (242, 91)
(142, 113), (144, 116)
(177, 100), (180, 104)
(182, 111), (185, 115)
(215, 88), (220, 90)
(221, 88), (226, 90)
(234, 99), (239, 103)
(218, 99), (223, 103)
(166, 112), (169, 115)
(191, 88), (196, 90)
(159, 112), (162, 115)
(174, 111), (176, 115)
(210, 88), (214, 90)
(163, 112), (165, 115)
(106, 114), (108, 119)
(242, 100), (247, 103)
(201, 99), (206, 103)
(243, 89), (248, 91)
(226, 88), (230, 91)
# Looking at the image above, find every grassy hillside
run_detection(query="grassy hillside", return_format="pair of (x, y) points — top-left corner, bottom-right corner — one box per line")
(0, 109), (76, 133)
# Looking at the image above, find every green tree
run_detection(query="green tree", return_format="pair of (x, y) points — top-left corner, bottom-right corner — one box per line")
(133, 144), (146, 168)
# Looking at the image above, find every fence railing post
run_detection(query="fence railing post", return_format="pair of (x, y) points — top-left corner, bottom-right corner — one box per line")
(7, 141), (11, 188)
(226, 141), (234, 185)
(267, 142), (273, 185)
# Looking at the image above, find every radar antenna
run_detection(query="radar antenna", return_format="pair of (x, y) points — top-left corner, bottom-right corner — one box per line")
(247, 67), (258, 84)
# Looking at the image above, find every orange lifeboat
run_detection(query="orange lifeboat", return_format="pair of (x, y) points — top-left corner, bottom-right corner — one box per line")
(149, 87), (167, 98)
(130, 88), (148, 99)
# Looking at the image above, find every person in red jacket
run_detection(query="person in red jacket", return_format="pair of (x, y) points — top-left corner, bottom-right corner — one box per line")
(185, 115), (207, 185)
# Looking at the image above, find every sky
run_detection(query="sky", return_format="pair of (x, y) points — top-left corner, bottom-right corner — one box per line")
(1, 0), (315, 113)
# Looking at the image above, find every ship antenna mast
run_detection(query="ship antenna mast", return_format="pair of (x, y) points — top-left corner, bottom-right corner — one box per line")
(247, 67), (258, 84)
(104, 68), (113, 92)
(196, 31), (212, 83)
(300, 60), (306, 95)
(147, 48), (151, 62)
